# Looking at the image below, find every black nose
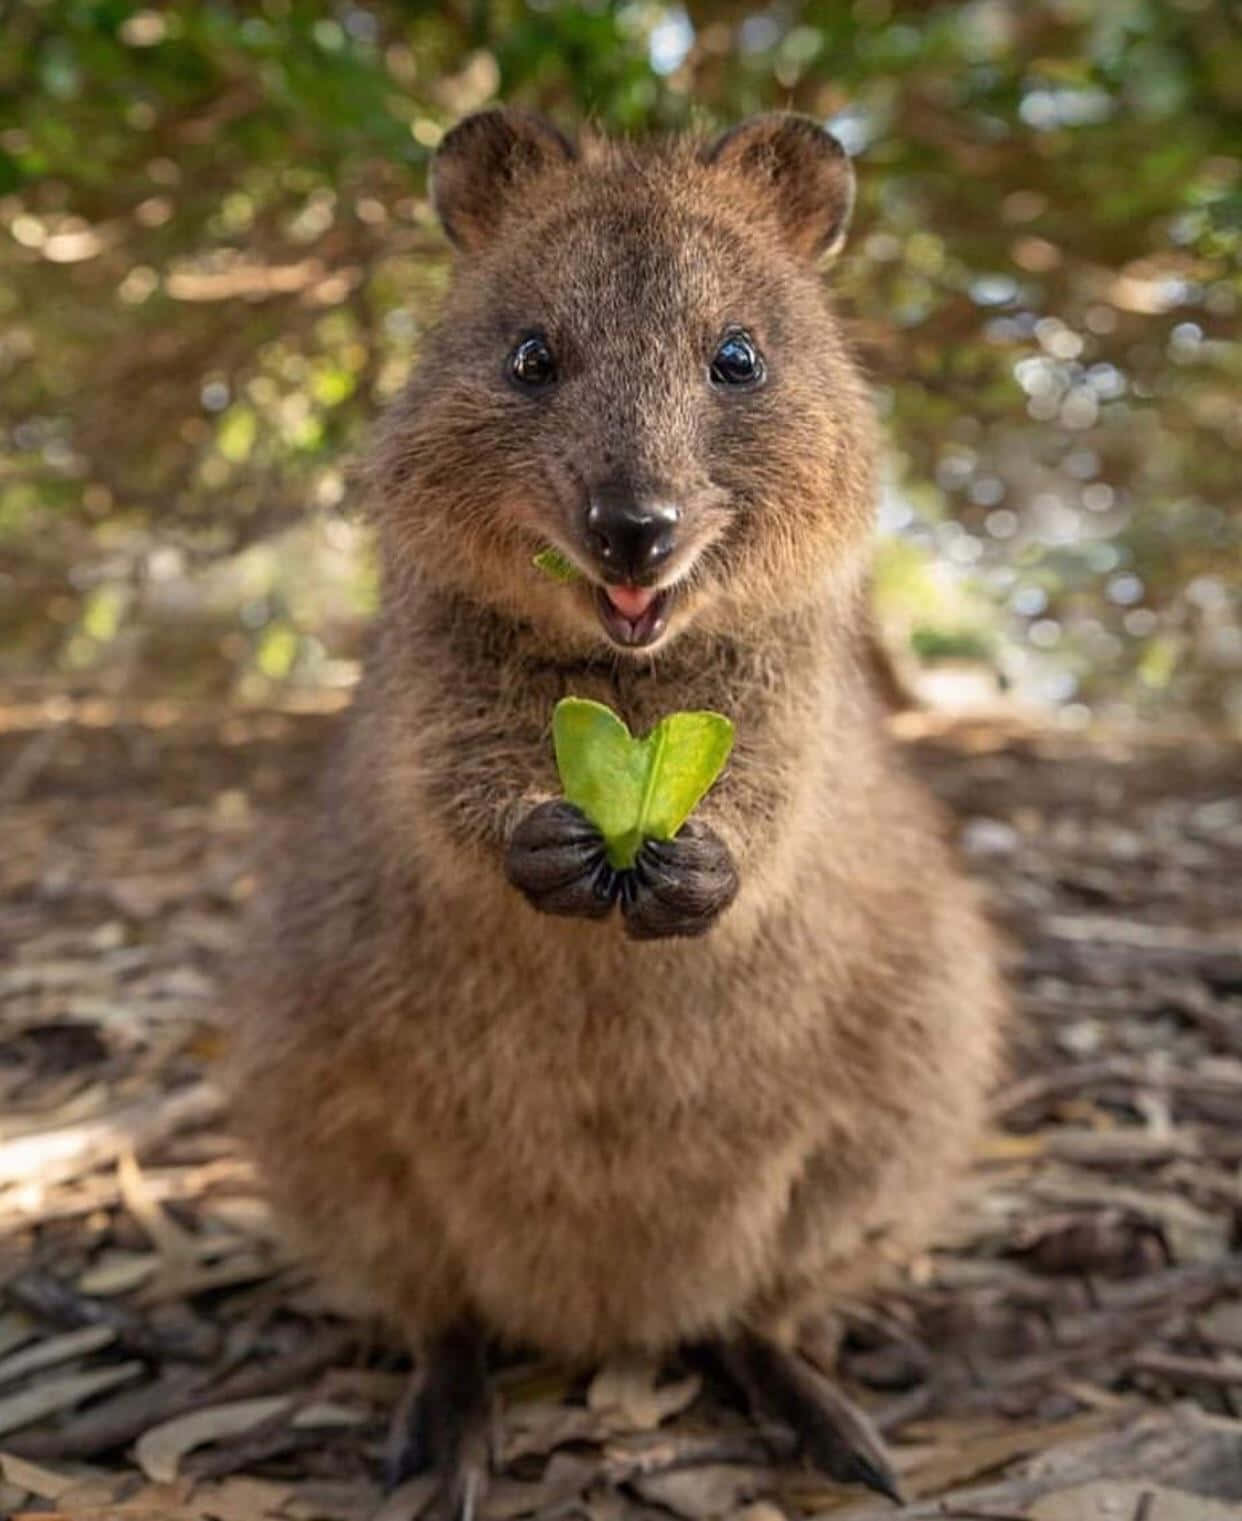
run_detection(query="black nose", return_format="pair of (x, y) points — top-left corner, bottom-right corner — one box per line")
(585, 496), (679, 583)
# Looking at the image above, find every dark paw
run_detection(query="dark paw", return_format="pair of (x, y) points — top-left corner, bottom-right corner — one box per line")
(387, 1322), (492, 1521)
(620, 820), (739, 940)
(505, 801), (618, 919)
(784, 1368), (901, 1502)
(711, 1331), (903, 1505)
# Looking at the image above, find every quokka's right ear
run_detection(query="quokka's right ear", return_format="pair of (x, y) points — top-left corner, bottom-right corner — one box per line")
(430, 108), (576, 253)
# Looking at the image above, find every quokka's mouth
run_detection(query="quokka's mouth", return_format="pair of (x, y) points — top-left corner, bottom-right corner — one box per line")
(594, 583), (674, 648)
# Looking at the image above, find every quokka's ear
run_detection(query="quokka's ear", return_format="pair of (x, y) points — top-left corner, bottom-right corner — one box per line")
(430, 108), (576, 253)
(702, 113), (855, 263)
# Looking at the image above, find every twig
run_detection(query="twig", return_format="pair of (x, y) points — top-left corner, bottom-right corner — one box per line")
(0, 1082), (224, 1192)
(943, 1260), (1242, 1407)
(6, 1267), (220, 1364)
(1128, 1350), (1242, 1390)
(0, 721), (68, 805)
(4, 1325), (358, 1460)
(994, 1058), (1242, 1122)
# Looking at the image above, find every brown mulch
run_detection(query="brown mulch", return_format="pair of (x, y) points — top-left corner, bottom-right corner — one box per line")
(2, 694), (1242, 1520)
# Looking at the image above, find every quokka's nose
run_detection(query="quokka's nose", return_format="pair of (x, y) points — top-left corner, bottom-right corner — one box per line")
(585, 496), (679, 584)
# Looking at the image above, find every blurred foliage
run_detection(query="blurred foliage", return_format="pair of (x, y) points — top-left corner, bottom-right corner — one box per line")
(1, 0), (1241, 722)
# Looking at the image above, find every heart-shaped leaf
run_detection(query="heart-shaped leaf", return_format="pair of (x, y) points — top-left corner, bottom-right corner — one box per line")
(552, 698), (734, 868)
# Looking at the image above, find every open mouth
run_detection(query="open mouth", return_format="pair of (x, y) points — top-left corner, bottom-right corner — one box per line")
(594, 583), (673, 648)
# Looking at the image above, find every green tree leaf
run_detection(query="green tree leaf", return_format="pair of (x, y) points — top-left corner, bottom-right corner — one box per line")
(552, 698), (734, 868)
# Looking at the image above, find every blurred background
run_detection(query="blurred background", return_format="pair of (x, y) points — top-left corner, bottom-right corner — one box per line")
(3, 0), (1241, 728)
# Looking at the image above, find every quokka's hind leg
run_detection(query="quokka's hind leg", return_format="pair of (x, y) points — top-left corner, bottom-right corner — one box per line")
(686, 1327), (902, 1505)
(386, 1318), (493, 1521)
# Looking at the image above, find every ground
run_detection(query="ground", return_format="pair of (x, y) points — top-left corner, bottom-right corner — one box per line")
(2, 694), (1242, 1521)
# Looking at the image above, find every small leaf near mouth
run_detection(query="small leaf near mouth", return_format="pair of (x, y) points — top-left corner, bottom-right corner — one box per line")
(533, 547), (581, 583)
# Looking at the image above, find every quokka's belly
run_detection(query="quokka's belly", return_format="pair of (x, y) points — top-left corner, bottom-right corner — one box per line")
(422, 1105), (813, 1357)
(375, 908), (845, 1354)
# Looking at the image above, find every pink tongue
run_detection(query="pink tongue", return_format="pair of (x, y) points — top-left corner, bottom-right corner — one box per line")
(606, 585), (657, 621)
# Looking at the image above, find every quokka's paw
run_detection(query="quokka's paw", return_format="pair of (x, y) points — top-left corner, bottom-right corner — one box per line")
(386, 1322), (492, 1521)
(505, 800), (619, 919)
(619, 819), (739, 940)
(689, 1330), (903, 1506)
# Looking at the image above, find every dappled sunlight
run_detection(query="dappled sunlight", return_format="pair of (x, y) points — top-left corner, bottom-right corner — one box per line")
(1, 1), (1239, 723)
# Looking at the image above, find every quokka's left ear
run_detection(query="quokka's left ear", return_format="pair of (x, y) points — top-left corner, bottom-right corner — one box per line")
(701, 113), (855, 263)
(431, 108), (577, 254)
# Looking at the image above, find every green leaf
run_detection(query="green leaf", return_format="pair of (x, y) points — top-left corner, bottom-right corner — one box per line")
(553, 699), (649, 859)
(533, 547), (580, 583)
(637, 712), (736, 843)
(552, 698), (734, 868)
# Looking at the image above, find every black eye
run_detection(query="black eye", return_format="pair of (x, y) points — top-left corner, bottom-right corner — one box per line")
(710, 330), (765, 388)
(510, 335), (557, 389)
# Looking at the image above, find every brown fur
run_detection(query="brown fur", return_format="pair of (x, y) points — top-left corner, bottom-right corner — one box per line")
(226, 112), (1005, 1369)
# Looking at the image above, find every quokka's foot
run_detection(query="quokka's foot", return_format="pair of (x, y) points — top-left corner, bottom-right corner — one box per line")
(690, 1329), (903, 1505)
(386, 1320), (492, 1521)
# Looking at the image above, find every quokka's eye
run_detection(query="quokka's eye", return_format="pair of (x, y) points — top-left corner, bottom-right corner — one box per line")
(710, 330), (765, 388)
(509, 335), (557, 389)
